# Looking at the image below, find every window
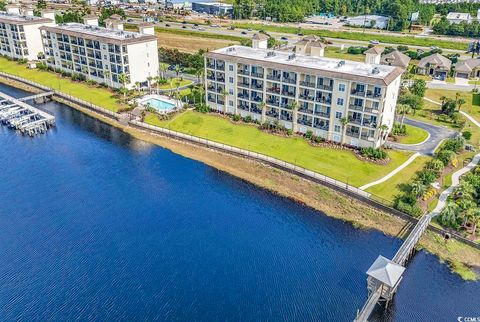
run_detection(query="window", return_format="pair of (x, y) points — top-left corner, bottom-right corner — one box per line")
(335, 112), (342, 119)
(338, 84), (345, 92)
(334, 125), (341, 132)
(229, 89), (234, 95)
(229, 100), (234, 106)
(336, 98), (344, 106)
(229, 64), (234, 71)
(229, 77), (234, 83)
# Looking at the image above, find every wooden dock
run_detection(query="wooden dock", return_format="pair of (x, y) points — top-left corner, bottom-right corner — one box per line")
(0, 91), (55, 136)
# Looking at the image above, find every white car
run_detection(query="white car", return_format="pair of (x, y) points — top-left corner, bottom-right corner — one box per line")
(370, 40), (380, 45)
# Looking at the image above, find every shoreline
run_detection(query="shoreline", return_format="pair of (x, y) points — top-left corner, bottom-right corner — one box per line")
(1, 76), (479, 280)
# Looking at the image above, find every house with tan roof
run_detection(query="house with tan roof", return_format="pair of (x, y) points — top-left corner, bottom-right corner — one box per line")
(416, 53), (452, 80)
(380, 50), (411, 69)
(294, 35), (325, 57)
(454, 58), (480, 79)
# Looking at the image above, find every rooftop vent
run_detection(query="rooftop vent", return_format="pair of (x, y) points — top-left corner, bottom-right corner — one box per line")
(372, 67), (380, 74)
(226, 47), (236, 53)
(337, 60), (345, 67)
(287, 53), (296, 61)
(265, 51), (276, 58)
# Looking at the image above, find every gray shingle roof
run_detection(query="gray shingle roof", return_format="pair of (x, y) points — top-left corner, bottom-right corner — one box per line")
(381, 50), (411, 68)
(418, 53), (451, 70)
(455, 58), (480, 73)
(366, 256), (405, 287)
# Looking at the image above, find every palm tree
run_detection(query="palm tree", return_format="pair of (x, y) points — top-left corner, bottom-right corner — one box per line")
(291, 101), (299, 133)
(410, 181), (426, 197)
(396, 103), (411, 127)
(379, 124), (389, 143)
(260, 101), (267, 124)
(159, 63), (168, 80)
(195, 68), (204, 84)
(220, 88), (228, 114)
(440, 95), (447, 106)
(118, 73), (128, 101)
(174, 64), (182, 80)
(457, 98), (466, 112)
(135, 81), (141, 93)
(103, 70), (111, 88)
(440, 201), (460, 227)
(454, 181), (475, 200)
(340, 117), (348, 144)
(147, 76), (154, 92)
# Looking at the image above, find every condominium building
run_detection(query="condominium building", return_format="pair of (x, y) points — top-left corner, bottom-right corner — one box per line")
(0, 7), (55, 61)
(40, 19), (159, 89)
(205, 45), (403, 148)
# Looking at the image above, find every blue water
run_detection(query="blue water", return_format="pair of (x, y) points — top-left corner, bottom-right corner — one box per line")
(145, 98), (176, 112)
(0, 83), (478, 321)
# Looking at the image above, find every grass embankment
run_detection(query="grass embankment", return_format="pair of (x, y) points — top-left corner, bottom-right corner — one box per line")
(145, 110), (412, 187)
(366, 155), (432, 203)
(323, 47), (365, 62)
(125, 24), (240, 52)
(425, 89), (480, 123)
(0, 57), (121, 112)
(231, 22), (468, 50)
(397, 124), (430, 144)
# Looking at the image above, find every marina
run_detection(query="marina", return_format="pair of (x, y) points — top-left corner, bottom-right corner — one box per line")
(0, 91), (55, 136)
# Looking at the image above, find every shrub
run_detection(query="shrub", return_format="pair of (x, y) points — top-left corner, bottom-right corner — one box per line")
(442, 137), (464, 153)
(232, 114), (241, 122)
(394, 199), (422, 217)
(360, 147), (388, 160)
(391, 123), (407, 136)
(397, 45), (409, 52)
(287, 129), (293, 136)
(243, 115), (253, 123)
(195, 103), (210, 113)
(416, 169), (437, 185)
(462, 131), (472, 140)
(347, 46), (368, 55)
(425, 159), (445, 176)
(305, 130), (313, 139)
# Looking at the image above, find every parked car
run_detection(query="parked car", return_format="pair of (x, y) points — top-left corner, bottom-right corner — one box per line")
(165, 24), (170, 27)
(281, 36), (288, 41)
(247, 28), (252, 31)
(370, 40), (379, 45)
(241, 31), (247, 35)
(182, 25), (187, 29)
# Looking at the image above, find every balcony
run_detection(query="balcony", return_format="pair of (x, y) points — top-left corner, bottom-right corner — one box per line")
(283, 78), (296, 85)
(237, 93), (248, 99)
(267, 99), (279, 107)
(348, 117), (362, 125)
(349, 104), (364, 111)
(267, 74), (281, 81)
(351, 89), (366, 97)
(216, 64), (225, 71)
(207, 75), (215, 81)
(238, 81), (250, 88)
(251, 96), (263, 102)
(251, 83), (263, 90)
(282, 90), (295, 98)
(238, 104), (249, 111)
(366, 91), (382, 99)
(267, 109), (279, 118)
(362, 120), (377, 128)
(346, 130), (360, 138)
(298, 118), (313, 126)
(251, 72), (264, 78)
(364, 107), (379, 113)
(251, 106), (262, 114)
(317, 84), (333, 91)
(238, 69), (250, 76)
(280, 114), (292, 121)
(300, 81), (315, 88)
(361, 134), (375, 141)
(316, 97), (332, 105)
(313, 123), (329, 131)
(299, 94), (314, 101)
(298, 106), (313, 114)
(315, 110), (330, 118)
(267, 87), (281, 94)
(207, 63), (215, 69)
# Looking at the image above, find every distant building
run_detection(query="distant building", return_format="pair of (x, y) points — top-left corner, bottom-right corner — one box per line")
(294, 35), (325, 57)
(346, 15), (390, 29)
(0, 7), (55, 61)
(446, 12), (472, 24)
(191, 2), (233, 15)
(40, 18), (159, 89)
(417, 53), (452, 80)
(454, 58), (480, 78)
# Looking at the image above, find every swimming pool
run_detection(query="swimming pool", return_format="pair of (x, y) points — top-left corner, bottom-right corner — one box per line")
(143, 98), (176, 112)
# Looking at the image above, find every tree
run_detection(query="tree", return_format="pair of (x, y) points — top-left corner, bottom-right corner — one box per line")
(440, 201), (460, 228)
(409, 79), (426, 97)
(159, 63), (169, 80)
(379, 124), (389, 142)
(396, 103), (411, 127)
(291, 101), (299, 133)
(260, 101), (267, 124)
(398, 92), (423, 115)
(340, 117), (348, 144)
(410, 181), (426, 197)
(220, 89), (228, 114)
(118, 73), (128, 101)
(457, 98), (466, 112)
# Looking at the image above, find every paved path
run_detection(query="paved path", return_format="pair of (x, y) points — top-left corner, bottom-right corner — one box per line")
(427, 81), (474, 92)
(359, 152), (421, 190)
(424, 96), (480, 127)
(429, 153), (480, 218)
(387, 118), (456, 155)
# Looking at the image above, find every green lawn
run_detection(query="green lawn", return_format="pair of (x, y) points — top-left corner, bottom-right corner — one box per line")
(146, 110), (413, 187)
(425, 88), (480, 123)
(0, 57), (122, 112)
(397, 124), (429, 144)
(158, 78), (192, 90)
(323, 47), (364, 62)
(366, 155), (431, 203)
